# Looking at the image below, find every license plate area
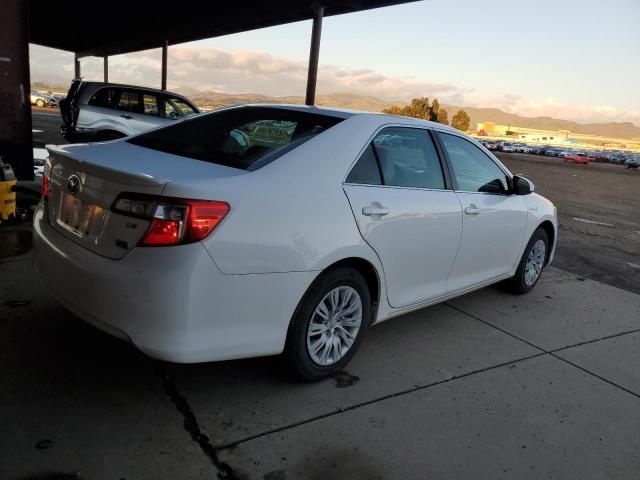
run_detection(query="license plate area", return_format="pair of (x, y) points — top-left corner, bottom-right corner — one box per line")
(56, 193), (105, 238)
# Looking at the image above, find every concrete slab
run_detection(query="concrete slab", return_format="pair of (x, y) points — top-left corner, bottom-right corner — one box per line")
(218, 355), (640, 480)
(449, 267), (640, 351)
(557, 331), (640, 396)
(0, 258), (212, 480)
(168, 303), (540, 447)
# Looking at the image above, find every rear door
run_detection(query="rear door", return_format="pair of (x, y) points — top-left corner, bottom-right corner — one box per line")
(114, 90), (166, 134)
(76, 85), (118, 131)
(343, 127), (462, 308)
(436, 132), (528, 292)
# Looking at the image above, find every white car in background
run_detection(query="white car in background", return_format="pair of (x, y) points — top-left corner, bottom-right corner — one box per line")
(34, 105), (557, 380)
(59, 80), (199, 142)
(31, 89), (57, 108)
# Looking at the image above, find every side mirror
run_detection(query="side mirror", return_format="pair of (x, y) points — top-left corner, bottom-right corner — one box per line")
(513, 175), (534, 195)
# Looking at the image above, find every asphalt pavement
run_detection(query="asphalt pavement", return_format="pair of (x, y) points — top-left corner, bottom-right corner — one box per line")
(1, 251), (638, 479)
(2, 111), (638, 479)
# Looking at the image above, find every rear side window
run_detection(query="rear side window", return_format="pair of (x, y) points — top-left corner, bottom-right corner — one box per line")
(128, 107), (344, 171)
(88, 88), (117, 108)
(346, 146), (382, 185)
(375, 128), (445, 189)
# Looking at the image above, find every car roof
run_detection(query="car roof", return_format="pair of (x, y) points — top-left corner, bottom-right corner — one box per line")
(80, 81), (186, 97)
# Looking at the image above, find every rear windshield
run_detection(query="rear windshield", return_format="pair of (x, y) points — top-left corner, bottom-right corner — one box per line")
(128, 107), (344, 171)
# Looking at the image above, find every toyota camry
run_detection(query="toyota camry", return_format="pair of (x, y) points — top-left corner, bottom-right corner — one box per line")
(34, 105), (557, 380)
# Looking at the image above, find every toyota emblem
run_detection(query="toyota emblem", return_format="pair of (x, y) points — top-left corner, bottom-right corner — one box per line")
(67, 174), (81, 194)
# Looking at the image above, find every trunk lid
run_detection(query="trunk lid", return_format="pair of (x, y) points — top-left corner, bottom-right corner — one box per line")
(46, 141), (244, 259)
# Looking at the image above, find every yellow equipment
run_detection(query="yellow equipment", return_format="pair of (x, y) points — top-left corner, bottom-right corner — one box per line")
(0, 161), (17, 221)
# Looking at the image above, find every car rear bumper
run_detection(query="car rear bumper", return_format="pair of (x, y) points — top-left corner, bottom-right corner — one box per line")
(32, 203), (315, 363)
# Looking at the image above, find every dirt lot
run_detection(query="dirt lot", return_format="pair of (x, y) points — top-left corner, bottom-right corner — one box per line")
(496, 152), (640, 294)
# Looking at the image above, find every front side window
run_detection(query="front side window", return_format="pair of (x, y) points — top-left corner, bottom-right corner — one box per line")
(165, 97), (198, 118)
(439, 133), (510, 194)
(128, 107), (343, 171)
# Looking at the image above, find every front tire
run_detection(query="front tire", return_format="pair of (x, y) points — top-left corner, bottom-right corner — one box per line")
(284, 267), (371, 381)
(504, 228), (549, 294)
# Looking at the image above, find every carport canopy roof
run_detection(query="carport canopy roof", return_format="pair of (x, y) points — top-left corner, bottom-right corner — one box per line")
(30, 0), (417, 57)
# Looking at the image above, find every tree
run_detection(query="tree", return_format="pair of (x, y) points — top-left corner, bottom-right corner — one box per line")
(429, 99), (440, 122)
(451, 109), (471, 131)
(436, 108), (449, 125)
(383, 96), (452, 124)
(382, 105), (409, 115)
(408, 97), (431, 119)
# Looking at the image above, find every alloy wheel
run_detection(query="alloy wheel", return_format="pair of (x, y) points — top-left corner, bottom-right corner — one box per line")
(306, 286), (362, 366)
(524, 239), (546, 287)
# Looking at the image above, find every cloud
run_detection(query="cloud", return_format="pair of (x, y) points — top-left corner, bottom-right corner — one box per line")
(29, 44), (639, 126)
(29, 44), (465, 100)
(465, 94), (640, 126)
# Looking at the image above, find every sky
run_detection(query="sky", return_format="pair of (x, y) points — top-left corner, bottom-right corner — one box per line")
(29, 0), (640, 125)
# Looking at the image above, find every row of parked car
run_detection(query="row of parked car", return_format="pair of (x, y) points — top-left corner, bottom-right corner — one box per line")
(479, 140), (640, 170)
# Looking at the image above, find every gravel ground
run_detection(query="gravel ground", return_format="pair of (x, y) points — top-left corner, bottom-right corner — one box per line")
(496, 152), (640, 294)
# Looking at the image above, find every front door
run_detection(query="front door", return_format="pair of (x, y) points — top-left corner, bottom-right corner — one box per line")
(437, 132), (528, 292)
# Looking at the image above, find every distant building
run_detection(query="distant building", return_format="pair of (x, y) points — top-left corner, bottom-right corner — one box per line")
(477, 122), (567, 144)
(474, 122), (640, 150)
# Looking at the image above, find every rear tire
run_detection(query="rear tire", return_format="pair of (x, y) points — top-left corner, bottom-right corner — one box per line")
(36, 99), (44, 107)
(504, 228), (549, 295)
(284, 267), (371, 381)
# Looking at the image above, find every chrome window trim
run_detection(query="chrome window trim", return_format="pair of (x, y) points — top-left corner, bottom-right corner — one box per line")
(342, 123), (451, 192)
(435, 130), (514, 196)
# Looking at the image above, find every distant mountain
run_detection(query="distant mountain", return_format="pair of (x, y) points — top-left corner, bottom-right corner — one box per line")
(176, 88), (396, 113)
(175, 88), (640, 139)
(437, 105), (640, 140)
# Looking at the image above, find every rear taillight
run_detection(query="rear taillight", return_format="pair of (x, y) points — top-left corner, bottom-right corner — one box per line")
(112, 194), (229, 246)
(41, 159), (51, 199)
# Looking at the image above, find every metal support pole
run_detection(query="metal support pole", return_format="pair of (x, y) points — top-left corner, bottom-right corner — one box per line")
(103, 56), (108, 83)
(161, 41), (168, 91)
(0, 0), (33, 180)
(305, 6), (324, 106)
(74, 53), (81, 78)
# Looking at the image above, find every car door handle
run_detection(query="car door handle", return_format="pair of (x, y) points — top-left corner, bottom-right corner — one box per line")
(464, 205), (482, 215)
(362, 205), (389, 216)
(120, 114), (133, 120)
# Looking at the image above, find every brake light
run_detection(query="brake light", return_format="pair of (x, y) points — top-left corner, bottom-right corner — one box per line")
(112, 194), (229, 246)
(41, 159), (51, 199)
(41, 174), (49, 199)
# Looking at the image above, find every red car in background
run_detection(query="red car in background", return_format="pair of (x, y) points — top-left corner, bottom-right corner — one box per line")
(591, 152), (610, 163)
(565, 153), (590, 164)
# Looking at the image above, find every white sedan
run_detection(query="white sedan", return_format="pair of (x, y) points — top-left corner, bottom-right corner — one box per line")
(33, 105), (557, 380)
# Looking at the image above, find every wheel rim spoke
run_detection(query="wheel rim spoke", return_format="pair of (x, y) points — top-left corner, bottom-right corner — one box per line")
(307, 285), (363, 366)
(524, 239), (546, 287)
